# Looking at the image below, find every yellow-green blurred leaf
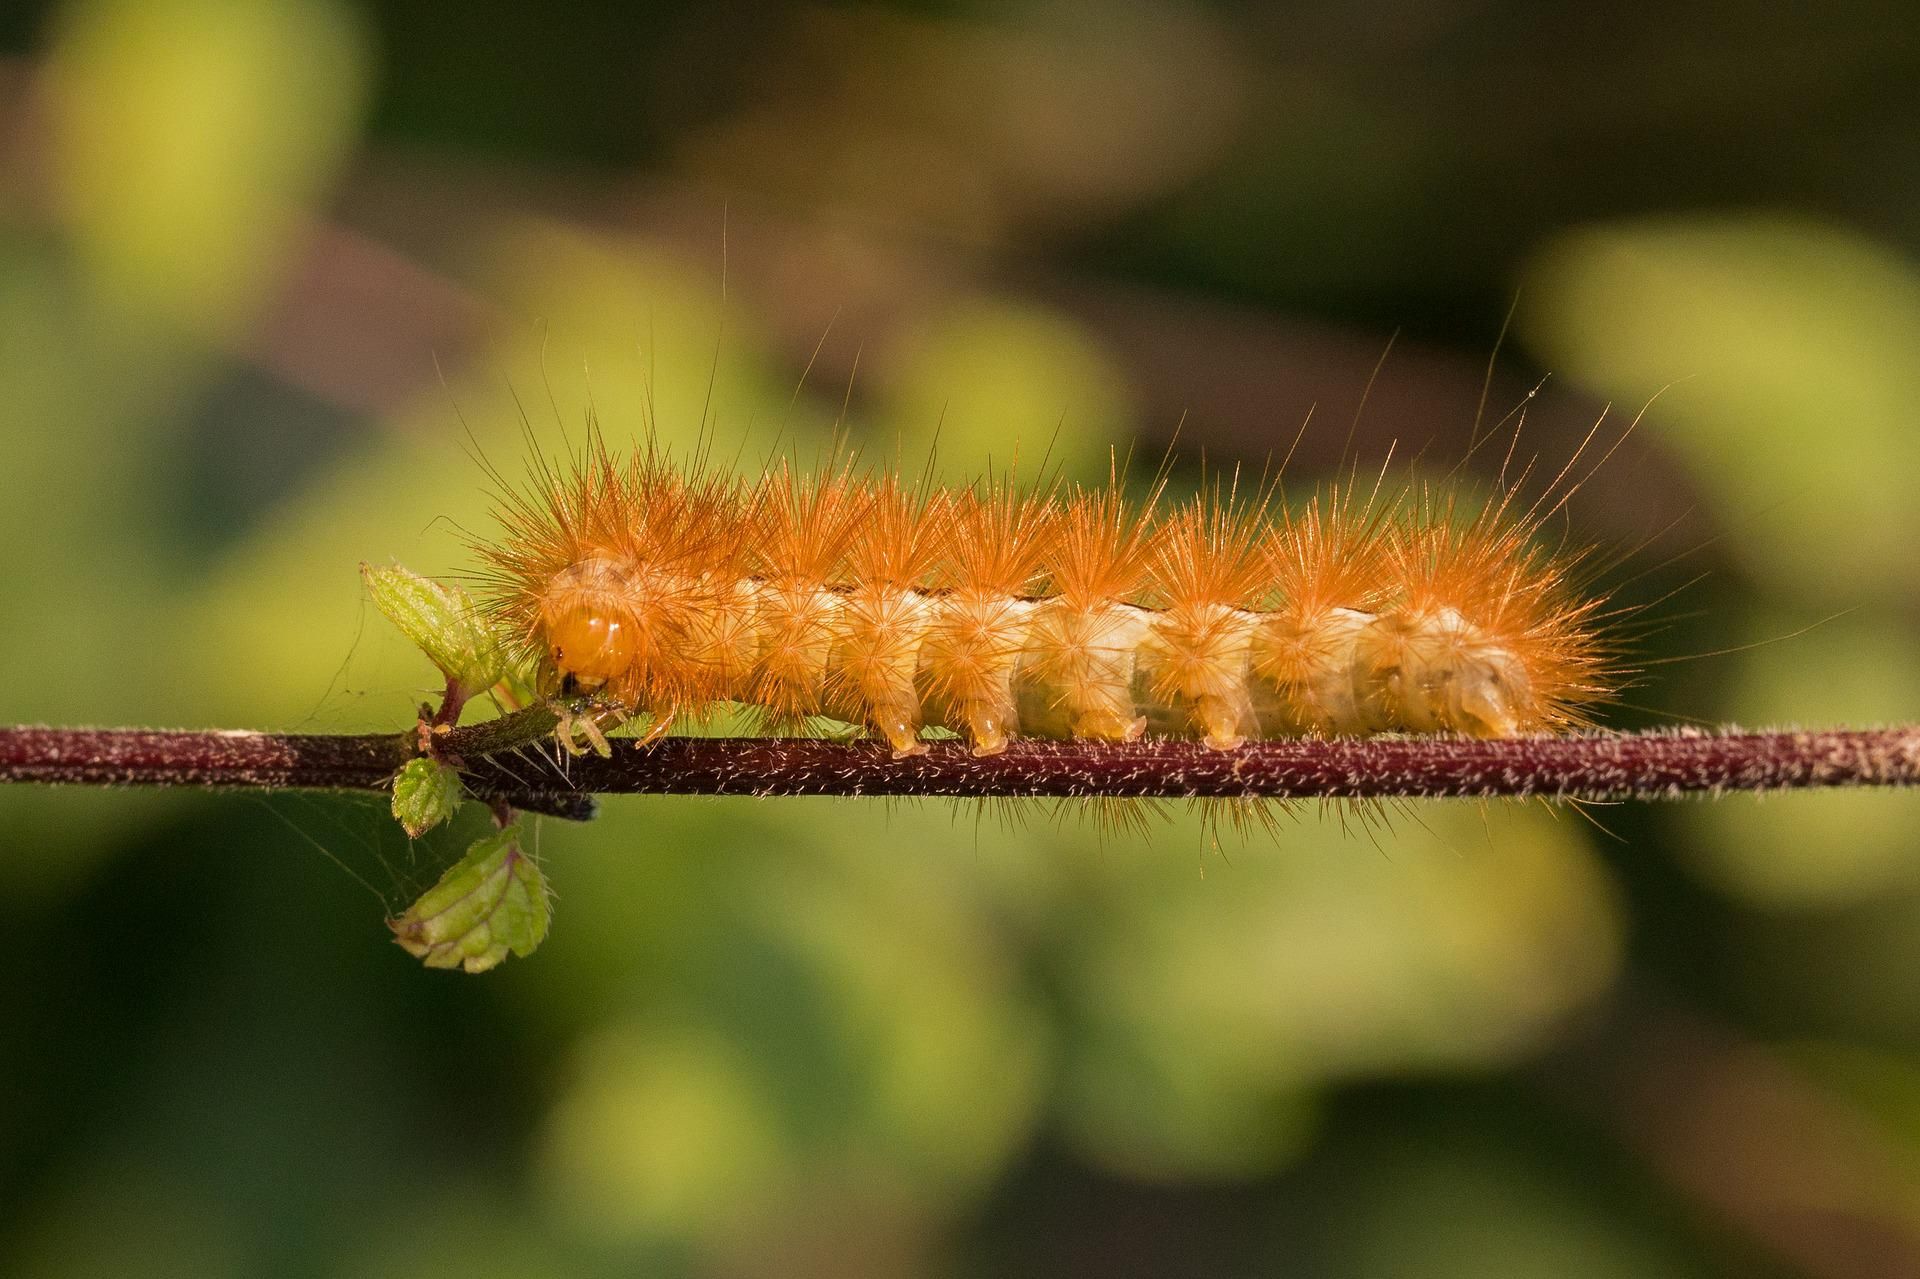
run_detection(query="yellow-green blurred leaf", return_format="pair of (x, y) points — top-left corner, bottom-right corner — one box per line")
(541, 1025), (788, 1242)
(1521, 216), (1920, 603)
(48, 0), (368, 338)
(881, 294), (1131, 486)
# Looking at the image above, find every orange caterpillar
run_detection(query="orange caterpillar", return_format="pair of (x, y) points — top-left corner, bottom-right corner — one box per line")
(475, 439), (1613, 758)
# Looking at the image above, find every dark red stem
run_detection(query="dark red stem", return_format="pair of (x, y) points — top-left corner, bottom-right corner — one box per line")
(476, 727), (1920, 800)
(3, 721), (1917, 816)
(0, 721), (594, 821)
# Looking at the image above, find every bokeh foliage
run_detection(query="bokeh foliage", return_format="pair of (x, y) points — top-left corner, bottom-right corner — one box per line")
(3, 0), (1920, 1274)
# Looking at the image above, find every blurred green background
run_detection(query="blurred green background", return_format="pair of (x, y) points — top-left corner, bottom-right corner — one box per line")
(4, 1), (1920, 1275)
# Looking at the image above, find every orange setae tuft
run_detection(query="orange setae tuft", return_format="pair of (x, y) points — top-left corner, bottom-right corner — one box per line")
(1142, 490), (1268, 749)
(917, 482), (1056, 755)
(1374, 486), (1613, 736)
(1249, 486), (1397, 736)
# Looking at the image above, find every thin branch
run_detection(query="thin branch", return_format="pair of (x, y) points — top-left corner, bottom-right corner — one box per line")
(0, 715), (592, 822)
(3, 721), (1917, 817)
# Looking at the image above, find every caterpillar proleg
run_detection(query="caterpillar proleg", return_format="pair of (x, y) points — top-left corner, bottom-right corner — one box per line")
(476, 433), (1614, 761)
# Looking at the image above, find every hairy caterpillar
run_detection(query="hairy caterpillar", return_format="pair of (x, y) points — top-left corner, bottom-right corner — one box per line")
(473, 432), (1615, 761)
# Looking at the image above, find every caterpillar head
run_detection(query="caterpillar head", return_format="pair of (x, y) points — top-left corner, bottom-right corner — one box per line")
(538, 558), (641, 690)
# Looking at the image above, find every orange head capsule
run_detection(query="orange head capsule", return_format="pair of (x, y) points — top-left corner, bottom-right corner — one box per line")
(538, 559), (642, 689)
(542, 607), (637, 688)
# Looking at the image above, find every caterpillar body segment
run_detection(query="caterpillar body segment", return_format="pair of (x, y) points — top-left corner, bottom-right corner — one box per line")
(917, 590), (1037, 757)
(476, 449), (1612, 758)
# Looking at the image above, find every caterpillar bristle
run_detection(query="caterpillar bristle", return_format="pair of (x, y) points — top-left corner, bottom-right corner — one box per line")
(917, 481), (1055, 756)
(1248, 486), (1396, 737)
(1142, 491), (1268, 749)
(831, 476), (950, 755)
(1385, 483), (1614, 736)
(1019, 481), (1162, 745)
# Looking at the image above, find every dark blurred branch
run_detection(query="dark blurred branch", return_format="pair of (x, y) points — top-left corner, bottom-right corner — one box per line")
(4, 722), (1917, 815)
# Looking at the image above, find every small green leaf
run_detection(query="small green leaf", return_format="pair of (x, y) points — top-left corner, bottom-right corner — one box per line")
(360, 562), (511, 698)
(390, 756), (463, 838)
(388, 826), (552, 973)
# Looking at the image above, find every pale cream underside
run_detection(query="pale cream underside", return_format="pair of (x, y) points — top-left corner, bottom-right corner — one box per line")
(628, 578), (1537, 757)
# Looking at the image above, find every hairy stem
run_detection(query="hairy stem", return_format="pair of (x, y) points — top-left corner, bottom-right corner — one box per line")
(2, 721), (1917, 816)
(0, 710), (589, 821)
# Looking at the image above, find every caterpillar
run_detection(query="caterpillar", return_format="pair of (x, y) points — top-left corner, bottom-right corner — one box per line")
(472, 432), (1616, 761)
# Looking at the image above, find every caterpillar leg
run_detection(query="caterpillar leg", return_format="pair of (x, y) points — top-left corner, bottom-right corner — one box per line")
(960, 699), (1014, 757)
(870, 701), (930, 758)
(552, 702), (616, 758)
(630, 705), (679, 748)
(1192, 695), (1247, 751)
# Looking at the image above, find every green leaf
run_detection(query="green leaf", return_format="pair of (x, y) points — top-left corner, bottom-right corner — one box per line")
(390, 756), (463, 839)
(388, 825), (552, 973)
(360, 562), (510, 698)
